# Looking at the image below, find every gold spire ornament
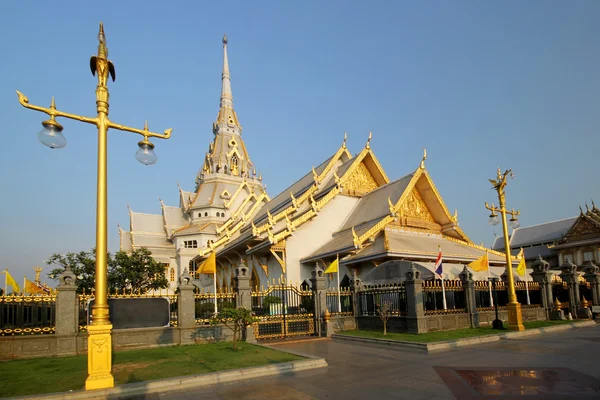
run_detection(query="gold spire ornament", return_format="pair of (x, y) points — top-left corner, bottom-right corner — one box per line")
(366, 131), (372, 149)
(16, 23), (172, 391)
(342, 132), (348, 149)
(420, 148), (427, 169)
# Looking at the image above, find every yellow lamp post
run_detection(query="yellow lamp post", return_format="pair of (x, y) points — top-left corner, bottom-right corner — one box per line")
(485, 168), (525, 331)
(16, 23), (172, 390)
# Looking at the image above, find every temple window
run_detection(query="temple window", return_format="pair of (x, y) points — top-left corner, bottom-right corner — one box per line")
(231, 155), (239, 176)
(184, 240), (198, 249)
(170, 268), (175, 282)
(198, 213), (202, 218)
(584, 251), (594, 262)
(205, 212), (208, 217)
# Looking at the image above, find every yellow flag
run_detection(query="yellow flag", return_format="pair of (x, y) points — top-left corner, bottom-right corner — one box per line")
(516, 249), (526, 277)
(196, 252), (216, 274)
(24, 278), (45, 295)
(5, 270), (21, 293)
(323, 258), (338, 274)
(468, 252), (489, 272)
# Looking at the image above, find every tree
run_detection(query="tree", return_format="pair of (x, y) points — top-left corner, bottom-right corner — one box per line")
(377, 302), (392, 336)
(211, 307), (257, 350)
(110, 248), (169, 293)
(47, 248), (169, 294)
(47, 250), (99, 294)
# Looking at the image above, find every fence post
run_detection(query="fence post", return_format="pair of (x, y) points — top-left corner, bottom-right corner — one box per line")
(559, 258), (589, 319)
(459, 266), (479, 328)
(582, 261), (600, 307)
(310, 264), (327, 337)
(177, 270), (196, 339)
(234, 262), (256, 343)
(531, 255), (554, 319)
(404, 263), (427, 334)
(350, 269), (362, 318)
(55, 266), (79, 356)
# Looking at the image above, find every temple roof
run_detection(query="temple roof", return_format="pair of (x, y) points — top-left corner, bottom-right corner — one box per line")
(338, 173), (413, 232)
(492, 216), (577, 250)
(343, 228), (512, 265)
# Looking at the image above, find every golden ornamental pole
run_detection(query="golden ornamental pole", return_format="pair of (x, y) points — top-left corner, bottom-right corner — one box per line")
(485, 169), (524, 331)
(16, 23), (172, 390)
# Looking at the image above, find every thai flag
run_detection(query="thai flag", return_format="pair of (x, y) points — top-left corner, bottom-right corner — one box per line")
(434, 250), (443, 277)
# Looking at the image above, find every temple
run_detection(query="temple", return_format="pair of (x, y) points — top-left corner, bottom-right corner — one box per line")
(121, 36), (517, 291)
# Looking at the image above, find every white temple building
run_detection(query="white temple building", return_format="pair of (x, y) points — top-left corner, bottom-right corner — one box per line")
(121, 36), (517, 292)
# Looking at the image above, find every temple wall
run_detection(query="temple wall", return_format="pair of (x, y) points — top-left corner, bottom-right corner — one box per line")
(286, 195), (359, 285)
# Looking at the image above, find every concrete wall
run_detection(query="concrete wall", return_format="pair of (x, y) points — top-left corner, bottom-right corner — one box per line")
(330, 316), (357, 333)
(355, 307), (547, 334)
(0, 325), (234, 361)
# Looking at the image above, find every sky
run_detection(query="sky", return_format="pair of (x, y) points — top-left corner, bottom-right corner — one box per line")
(1, 1), (599, 286)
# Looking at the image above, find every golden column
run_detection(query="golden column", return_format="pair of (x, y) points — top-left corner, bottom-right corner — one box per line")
(485, 168), (525, 331)
(16, 23), (172, 390)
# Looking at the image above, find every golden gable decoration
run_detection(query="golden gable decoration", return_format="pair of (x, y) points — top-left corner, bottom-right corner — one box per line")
(401, 188), (435, 222)
(344, 163), (378, 195)
(566, 217), (600, 239)
(220, 189), (231, 199)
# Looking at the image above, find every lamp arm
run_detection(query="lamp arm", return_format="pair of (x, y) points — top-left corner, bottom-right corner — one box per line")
(485, 202), (499, 212)
(16, 91), (97, 125)
(108, 120), (172, 140)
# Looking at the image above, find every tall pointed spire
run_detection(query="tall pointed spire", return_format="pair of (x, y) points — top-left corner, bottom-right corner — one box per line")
(214, 34), (241, 132)
(220, 34), (233, 109)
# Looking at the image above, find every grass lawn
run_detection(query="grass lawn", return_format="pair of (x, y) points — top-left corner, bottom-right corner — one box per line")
(0, 342), (303, 398)
(339, 319), (587, 343)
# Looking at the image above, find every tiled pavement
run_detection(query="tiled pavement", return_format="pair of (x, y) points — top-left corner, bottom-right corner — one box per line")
(139, 324), (600, 399)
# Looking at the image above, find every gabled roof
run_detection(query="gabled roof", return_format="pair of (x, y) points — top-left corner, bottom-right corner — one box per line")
(492, 217), (577, 250)
(341, 228), (512, 266)
(338, 173), (413, 232)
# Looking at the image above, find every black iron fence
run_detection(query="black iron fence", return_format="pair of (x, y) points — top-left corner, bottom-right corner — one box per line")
(326, 288), (353, 315)
(422, 279), (466, 315)
(251, 284), (315, 340)
(1, 294), (56, 335)
(195, 289), (237, 324)
(356, 284), (407, 316)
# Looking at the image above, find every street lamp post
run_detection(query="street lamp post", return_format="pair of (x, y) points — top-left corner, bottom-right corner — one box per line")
(16, 23), (173, 390)
(485, 168), (525, 331)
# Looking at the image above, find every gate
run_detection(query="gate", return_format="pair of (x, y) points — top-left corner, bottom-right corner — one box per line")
(251, 284), (315, 340)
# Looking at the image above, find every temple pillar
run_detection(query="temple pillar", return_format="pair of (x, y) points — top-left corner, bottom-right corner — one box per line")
(405, 263), (427, 334)
(234, 260), (256, 343)
(582, 261), (600, 306)
(310, 265), (327, 337)
(531, 255), (554, 320)
(459, 266), (479, 328)
(559, 259), (589, 319)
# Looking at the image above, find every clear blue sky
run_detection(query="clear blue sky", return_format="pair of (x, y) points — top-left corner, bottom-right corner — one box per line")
(1, 1), (598, 286)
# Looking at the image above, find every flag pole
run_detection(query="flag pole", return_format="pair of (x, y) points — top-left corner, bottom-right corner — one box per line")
(524, 270), (530, 305)
(487, 251), (494, 308)
(3, 269), (7, 295)
(213, 271), (218, 315)
(438, 246), (447, 310)
(24, 276), (26, 295)
(336, 254), (341, 313)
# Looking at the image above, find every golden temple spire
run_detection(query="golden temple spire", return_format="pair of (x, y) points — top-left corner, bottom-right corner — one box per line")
(220, 33), (232, 109)
(342, 132), (348, 149)
(366, 131), (372, 149)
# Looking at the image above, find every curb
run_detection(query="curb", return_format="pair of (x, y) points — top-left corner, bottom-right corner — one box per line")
(8, 357), (328, 400)
(332, 320), (597, 353)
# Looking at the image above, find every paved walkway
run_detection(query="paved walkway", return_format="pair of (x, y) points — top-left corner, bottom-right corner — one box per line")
(144, 325), (600, 400)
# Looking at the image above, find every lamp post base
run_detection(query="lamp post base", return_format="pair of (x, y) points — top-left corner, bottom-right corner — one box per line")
(506, 302), (525, 331)
(492, 319), (504, 330)
(85, 323), (115, 390)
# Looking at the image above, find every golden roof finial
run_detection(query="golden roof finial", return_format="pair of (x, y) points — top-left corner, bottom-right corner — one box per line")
(420, 148), (427, 169)
(312, 166), (319, 183)
(453, 208), (458, 222)
(388, 196), (395, 216)
(342, 132), (348, 149)
(366, 131), (372, 149)
(258, 172), (262, 182)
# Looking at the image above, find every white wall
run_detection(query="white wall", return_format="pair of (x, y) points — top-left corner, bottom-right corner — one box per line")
(285, 195), (360, 285)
